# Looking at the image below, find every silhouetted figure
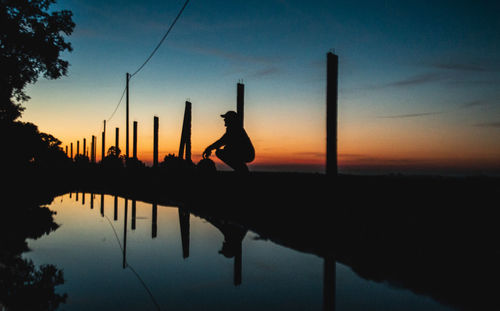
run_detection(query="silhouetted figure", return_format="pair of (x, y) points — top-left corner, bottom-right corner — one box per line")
(203, 111), (254, 173)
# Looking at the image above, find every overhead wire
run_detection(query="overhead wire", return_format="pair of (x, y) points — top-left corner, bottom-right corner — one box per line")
(105, 0), (191, 123)
(130, 0), (191, 78)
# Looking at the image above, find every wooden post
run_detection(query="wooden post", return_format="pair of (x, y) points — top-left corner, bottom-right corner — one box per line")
(77, 140), (80, 156)
(133, 121), (138, 159)
(326, 52), (338, 177)
(115, 127), (119, 156)
(65, 145), (68, 157)
(153, 116), (159, 167)
(83, 138), (86, 158)
(237, 82), (244, 127)
(178, 101), (192, 161)
(126, 73), (130, 159)
(70, 143), (73, 159)
(91, 136), (95, 163)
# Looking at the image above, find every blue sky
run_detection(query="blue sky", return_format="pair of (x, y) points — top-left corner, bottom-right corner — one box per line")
(23, 0), (500, 173)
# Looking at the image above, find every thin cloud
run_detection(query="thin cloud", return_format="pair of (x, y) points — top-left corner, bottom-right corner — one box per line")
(431, 62), (489, 72)
(247, 66), (282, 78)
(474, 122), (500, 128)
(378, 111), (444, 119)
(366, 73), (444, 90)
(386, 73), (443, 87)
(461, 100), (488, 108)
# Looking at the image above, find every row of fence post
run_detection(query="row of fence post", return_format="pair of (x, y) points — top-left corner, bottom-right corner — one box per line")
(63, 51), (338, 174)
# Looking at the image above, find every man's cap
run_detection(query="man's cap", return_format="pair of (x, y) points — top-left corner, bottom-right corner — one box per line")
(220, 111), (238, 119)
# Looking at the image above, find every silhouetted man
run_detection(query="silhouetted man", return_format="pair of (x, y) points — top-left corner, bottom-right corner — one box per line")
(203, 111), (255, 173)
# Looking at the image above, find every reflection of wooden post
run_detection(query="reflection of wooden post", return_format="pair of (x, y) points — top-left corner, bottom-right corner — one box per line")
(90, 193), (94, 209)
(132, 200), (136, 230)
(326, 52), (338, 177)
(153, 116), (159, 167)
(152, 203), (157, 238)
(237, 82), (244, 127)
(234, 244), (242, 286)
(133, 121), (138, 159)
(100, 194), (104, 217)
(178, 101), (192, 161)
(123, 198), (128, 269)
(82, 192), (85, 205)
(114, 195), (118, 221)
(76, 192), (79, 201)
(179, 208), (190, 258)
(323, 256), (336, 311)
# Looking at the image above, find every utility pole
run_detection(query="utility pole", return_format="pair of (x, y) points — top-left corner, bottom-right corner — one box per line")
(126, 73), (130, 159)
(102, 120), (106, 161)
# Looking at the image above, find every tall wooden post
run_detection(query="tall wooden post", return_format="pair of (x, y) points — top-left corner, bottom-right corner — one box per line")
(77, 140), (80, 156)
(115, 127), (119, 156)
(133, 121), (138, 159)
(83, 138), (86, 158)
(178, 101), (192, 161)
(153, 116), (159, 167)
(65, 145), (68, 156)
(126, 73), (130, 159)
(70, 143), (73, 159)
(237, 82), (244, 127)
(326, 52), (338, 177)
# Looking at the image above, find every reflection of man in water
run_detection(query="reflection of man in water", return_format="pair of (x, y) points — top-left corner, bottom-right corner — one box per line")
(203, 111), (255, 173)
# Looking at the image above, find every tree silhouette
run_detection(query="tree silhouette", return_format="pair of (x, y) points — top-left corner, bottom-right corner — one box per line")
(0, 0), (75, 122)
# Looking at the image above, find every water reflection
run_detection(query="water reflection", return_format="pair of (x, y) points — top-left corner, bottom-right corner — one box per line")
(0, 196), (67, 310)
(21, 193), (481, 311)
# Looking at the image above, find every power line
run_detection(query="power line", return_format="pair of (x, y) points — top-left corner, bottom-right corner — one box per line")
(130, 0), (191, 77)
(107, 86), (126, 122)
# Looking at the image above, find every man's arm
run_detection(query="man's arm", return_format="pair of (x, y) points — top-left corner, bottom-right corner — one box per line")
(203, 134), (226, 158)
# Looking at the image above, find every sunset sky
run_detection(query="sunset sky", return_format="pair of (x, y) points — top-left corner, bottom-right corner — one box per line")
(22, 0), (500, 174)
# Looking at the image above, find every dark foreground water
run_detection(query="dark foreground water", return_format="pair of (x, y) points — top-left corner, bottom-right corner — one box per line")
(21, 193), (455, 311)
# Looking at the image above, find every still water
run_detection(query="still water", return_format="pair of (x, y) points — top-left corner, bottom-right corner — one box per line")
(22, 193), (455, 311)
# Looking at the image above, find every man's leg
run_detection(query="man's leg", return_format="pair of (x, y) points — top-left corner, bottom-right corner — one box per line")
(216, 149), (248, 173)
